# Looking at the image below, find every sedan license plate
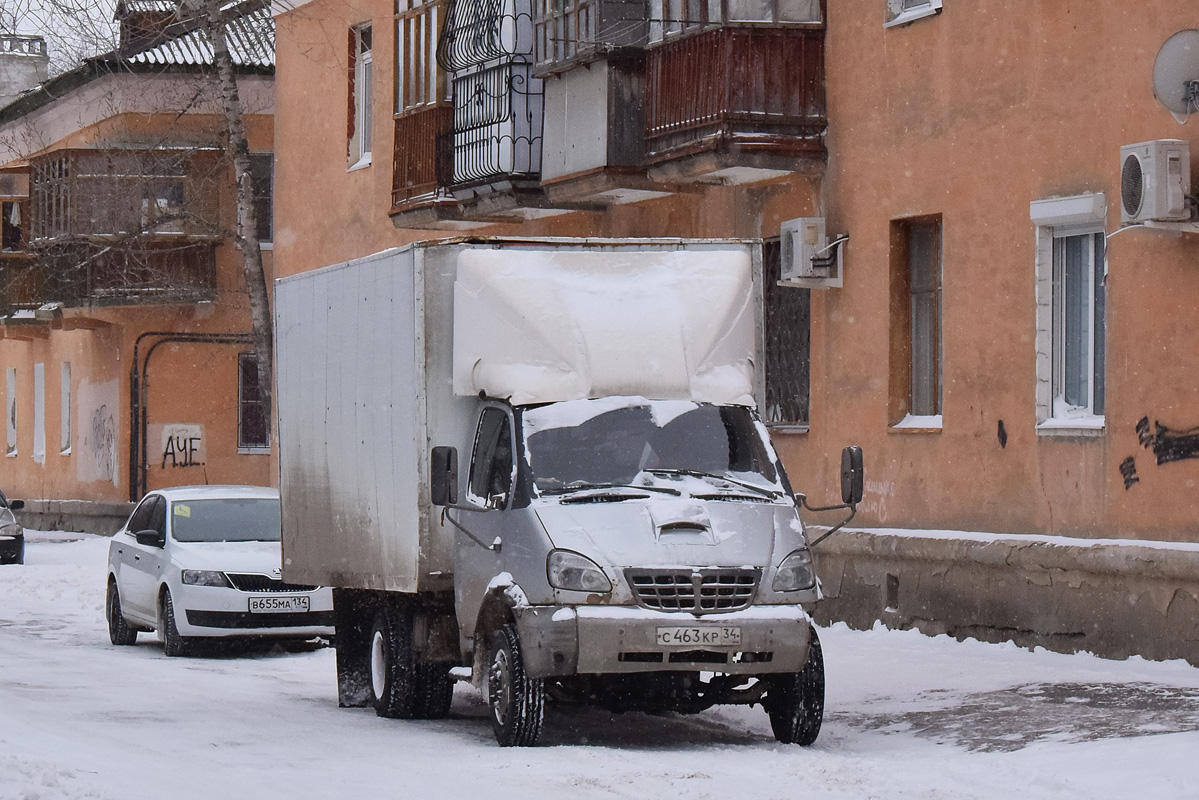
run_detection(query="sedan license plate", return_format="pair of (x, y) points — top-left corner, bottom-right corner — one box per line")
(656, 626), (741, 647)
(249, 595), (310, 613)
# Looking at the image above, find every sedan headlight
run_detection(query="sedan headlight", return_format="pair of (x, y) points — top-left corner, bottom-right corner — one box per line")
(181, 569), (232, 588)
(0, 522), (20, 537)
(772, 549), (816, 592)
(547, 550), (612, 593)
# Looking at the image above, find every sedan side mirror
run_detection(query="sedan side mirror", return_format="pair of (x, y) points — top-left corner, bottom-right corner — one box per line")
(6, 499), (23, 511)
(430, 446), (458, 507)
(840, 445), (864, 506)
(135, 529), (165, 548)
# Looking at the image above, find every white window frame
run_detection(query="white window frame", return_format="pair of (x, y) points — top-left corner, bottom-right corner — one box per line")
(1030, 193), (1107, 436)
(60, 361), (71, 455)
(884, 0), (942, 28)
(33, 362), (44, 464)
(349, 24), (374, 170)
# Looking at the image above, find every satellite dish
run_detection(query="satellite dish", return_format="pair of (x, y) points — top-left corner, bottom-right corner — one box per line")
(1153, 29), (1199, 115)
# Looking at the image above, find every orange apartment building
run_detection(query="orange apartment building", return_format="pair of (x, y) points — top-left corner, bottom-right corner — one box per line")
(281, 0), (1198, 661)
(0, 1), (276, 530)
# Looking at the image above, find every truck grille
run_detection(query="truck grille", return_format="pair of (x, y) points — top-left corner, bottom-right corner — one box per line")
(624, 568), (759, 614)
(225, 573), (319, 593)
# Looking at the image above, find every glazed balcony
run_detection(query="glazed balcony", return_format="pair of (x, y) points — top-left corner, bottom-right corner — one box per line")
(644, 25), (826, 183)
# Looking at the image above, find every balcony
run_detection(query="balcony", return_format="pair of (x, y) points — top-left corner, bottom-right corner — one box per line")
(2, 240), (216, 314)
(644, 26), (826, 183)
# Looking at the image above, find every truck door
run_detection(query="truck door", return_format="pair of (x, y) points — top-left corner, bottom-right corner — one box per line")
(454, 406), (514, 633)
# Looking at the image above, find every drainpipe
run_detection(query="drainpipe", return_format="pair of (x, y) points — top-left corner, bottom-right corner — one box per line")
(129, 331), (254, 501)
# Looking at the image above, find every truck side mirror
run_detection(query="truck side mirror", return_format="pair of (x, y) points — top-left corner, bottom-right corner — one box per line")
(430, 446), (458, 506)
(840, 445), (864, 506)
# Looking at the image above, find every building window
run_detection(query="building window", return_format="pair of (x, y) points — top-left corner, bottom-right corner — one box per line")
(6, 368), (15, 457)
(762, 238), (810, 427)
(1052, 232), (1105, 419)
(1030, 193), (1106, 434)
(890, 216), (942, 427)
(248, 154), (273, 243)
(349, 25), (373, 168)
(884, 0), (941, 28)
(1, 201), (26, 251)
(238, 353), (269, 451)
(60, 362), (71, 455)
(650, 0), (822, 41)
(33, 363), (44, 464)
(395, 0), (445, 113)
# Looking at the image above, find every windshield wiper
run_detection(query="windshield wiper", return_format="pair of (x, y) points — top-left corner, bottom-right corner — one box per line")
(541, 483), (681, 497)
(643, 469), (780, 499)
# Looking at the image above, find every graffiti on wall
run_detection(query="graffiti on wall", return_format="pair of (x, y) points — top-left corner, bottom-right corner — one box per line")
(159, 424), (204, 469)
(76, 379), (119, 487)
(1119, 416), (1199, 490)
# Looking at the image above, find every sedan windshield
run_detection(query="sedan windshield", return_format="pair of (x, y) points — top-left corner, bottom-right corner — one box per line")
(522, 399), (780, 496)
(170, 498), (281, 543)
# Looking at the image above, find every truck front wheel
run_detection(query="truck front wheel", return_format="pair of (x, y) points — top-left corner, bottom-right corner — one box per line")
(486, 623), (544, 747)
(765, 627), (825, 745)
(369, 608), (417, 718)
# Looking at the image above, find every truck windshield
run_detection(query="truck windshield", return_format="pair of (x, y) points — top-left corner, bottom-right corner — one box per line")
(170, 498), (282, 543)
(521, 399), (781, 497)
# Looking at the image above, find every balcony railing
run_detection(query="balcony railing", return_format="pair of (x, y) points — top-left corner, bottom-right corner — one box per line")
(448, 60), (544, 187)
(644, 26), (825, 162)
(2, 240), (217, 311)
(392, 105), (455, 206)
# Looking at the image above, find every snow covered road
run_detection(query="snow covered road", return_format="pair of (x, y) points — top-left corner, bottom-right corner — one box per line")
(2, 532), (1198, 800)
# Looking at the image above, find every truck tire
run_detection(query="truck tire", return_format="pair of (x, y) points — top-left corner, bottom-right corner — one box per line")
(160, 590), (191, 658)
(106, 581), (138, 646)
(486, 623), (544, 747)
(766, 626), (825, 745)
(369, 608), (417, 718)
(414, 663), (454, 719)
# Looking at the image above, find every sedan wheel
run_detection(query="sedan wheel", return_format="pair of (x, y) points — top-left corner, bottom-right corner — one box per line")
(159, 589), (191, 657)
(106, 581), (138, 646)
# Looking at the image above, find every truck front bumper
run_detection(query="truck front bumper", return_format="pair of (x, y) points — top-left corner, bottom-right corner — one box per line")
(513, 604), (813, 679)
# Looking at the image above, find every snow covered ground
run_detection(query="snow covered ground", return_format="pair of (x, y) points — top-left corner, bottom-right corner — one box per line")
(2, 531), (1198, 800)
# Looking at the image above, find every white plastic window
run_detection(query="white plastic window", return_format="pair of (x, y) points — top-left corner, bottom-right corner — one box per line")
(5, 368), (15, 457)
(60, 362), (71, 455)
(884, 0), (941, 28)
(349, 25), (374, 168)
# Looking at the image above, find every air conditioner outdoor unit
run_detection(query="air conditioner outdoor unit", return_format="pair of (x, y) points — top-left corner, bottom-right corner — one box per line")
(1120, 139), (1191, 224)
(779, 217), (844, 289)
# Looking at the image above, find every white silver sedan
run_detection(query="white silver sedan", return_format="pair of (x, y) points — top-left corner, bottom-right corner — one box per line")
(105, 485), (333, 655)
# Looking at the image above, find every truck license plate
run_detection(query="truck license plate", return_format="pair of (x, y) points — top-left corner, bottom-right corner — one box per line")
(656, 626), (742, 647)
(249, 596), (310, 613)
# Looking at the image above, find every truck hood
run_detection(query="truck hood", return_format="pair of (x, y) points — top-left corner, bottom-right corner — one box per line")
(535, 499), (784, 569)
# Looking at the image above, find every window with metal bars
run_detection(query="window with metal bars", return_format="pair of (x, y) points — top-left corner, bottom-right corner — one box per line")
(762, 238), (810, 427)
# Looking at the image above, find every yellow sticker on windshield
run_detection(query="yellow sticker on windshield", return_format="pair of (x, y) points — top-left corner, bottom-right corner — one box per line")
(174, 504), (191, 518)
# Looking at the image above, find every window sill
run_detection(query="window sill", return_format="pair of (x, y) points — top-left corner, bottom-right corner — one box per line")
(238, 447), (271, 455)
(890, 414), (942, 434)
(259, 242), (273, 251)
(766, 423), (809, 434)
(348, 154), (372, 172)
(59, 448), (71, 456)
(884, 2), (941, 28)
(1037, 418), (1105, 438)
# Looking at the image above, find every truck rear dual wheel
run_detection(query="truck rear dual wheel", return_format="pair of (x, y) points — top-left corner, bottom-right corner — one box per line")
(486, 623), (544, 747)
(766, 627), (825, 745)
(369, 608), (454, 720)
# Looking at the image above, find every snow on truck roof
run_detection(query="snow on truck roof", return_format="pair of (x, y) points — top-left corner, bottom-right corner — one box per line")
(452, 247), (757, 406)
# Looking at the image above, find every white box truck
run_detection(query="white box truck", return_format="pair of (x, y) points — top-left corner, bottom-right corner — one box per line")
(274, 238), (861, 747)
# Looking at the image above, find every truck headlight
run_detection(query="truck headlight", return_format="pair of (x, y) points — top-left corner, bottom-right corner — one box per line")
(181, 569), (231, 588)
(547, 550), (612, 593)
(772, 549), (816, 592)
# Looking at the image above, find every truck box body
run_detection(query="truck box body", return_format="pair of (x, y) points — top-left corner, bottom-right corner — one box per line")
(275, 238), (762, 592)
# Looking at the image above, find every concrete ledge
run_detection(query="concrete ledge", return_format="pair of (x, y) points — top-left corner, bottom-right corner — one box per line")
(811, 528), (1199, 667)
(15, 499), (134, 536)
